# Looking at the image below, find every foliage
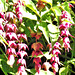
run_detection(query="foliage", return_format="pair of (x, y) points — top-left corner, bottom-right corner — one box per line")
(0, 0), (75, 75)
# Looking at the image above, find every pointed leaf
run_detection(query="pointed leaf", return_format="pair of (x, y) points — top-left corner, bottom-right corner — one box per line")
(59, 67), (68, 75)
(38, 22), (49, 43)
(24, 0), (40, 18)
(48, 24), (60, 42)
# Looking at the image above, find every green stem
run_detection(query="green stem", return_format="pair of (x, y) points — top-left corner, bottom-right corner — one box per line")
(0, 47), (8, 59)
(60, 54), (70, 59)
(65, 52), (67, 62)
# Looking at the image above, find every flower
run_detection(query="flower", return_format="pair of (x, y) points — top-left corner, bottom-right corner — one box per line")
(61, 11), (71, 21)
(6, 32), (18, 41)
(17, 43), (29, 51)
(42, 62), (51, 71)
(7, 41), (17, 49)
(53, 42), (61, 50)
(51, 49), (61, 56)
(50, 56), (60, 64)
(6, 48), (16, 55)
(4, 24), (17, 33)
(64, 42), (71, 52)
(5, 12), (16, 22)
(59, 22), (72, 30)
(63, 37), (70, 44)
(52, 62), (59, 75)
(17, 34), (27, 41)
(17, 51), (28, 59)
(17, 65), (27, 75)
(17, 59), (26, 66)
(69, 3), (74, 8)
(7, 54), (15, 67)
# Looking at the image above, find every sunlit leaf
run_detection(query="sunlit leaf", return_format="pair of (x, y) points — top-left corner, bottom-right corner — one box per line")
(51, 6), (61, 16)
(24, 0), (40, 18)
(48, 24), (60, 42)
(59, 67), (68, 75)
(35, 70), (54, 75)
(38, 22), (50, 43)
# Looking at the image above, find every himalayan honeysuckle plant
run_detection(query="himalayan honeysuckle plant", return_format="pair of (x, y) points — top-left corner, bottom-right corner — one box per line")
(0, 0), (75, 75)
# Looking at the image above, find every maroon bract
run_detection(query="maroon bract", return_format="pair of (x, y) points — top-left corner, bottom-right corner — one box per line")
(53, 42), (61, 50)
(33, 57), (41, 64)
(52, 62), (59, 75)
(6, 32), (18, 41)
(47, 43), (52, 53)
(6, 48), (16, 55)
(17, 51), (28, 59)
(51, 49), (61, 56)
(0, 24), (4, 31)
(59, 22), (72, 30)
(35, 64), (41, 74)
(31, 42), (43, 51)
(50, 56), (60, 64)
(17, 59), (26, 66)
(0, 12), (5, 19)
(17, 65), (27, 75)
(32, 50), (43, 57)
(17, 34), (27, 41)
(17, 43), (29, 51)
(5, 12), (16, 22)
(7, 41), (17, 49)
(4, 24), (17, 33)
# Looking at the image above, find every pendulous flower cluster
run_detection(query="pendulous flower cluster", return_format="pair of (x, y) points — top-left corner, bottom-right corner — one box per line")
(47, 11), (75, 75)
(0, 0), (28, 75)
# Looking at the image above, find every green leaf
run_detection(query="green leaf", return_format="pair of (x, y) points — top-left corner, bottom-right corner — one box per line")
(35, 70), (54, 75)
(48, 24), (60, 42)
(67, 58), (75, 66)
(69, 1), (75, 4)
(52, 6), (61, 16)
(22, 5), (37, 20)
(26, 68), (36, 74)
(24, 0), (40, 18)
(41, 0), (52, 6)
(61, 2), (70, 13)
(59, 67), (68, 75)
(41, 10), (52, 23)
(0, 35), (10, 47)
(1, 0), (8, 12)
(38, 22), (50, 43)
